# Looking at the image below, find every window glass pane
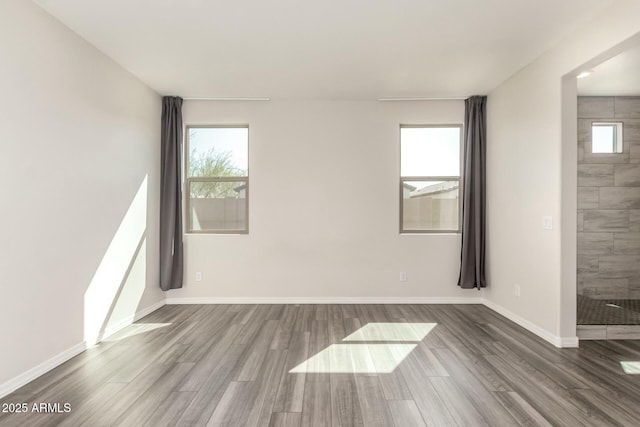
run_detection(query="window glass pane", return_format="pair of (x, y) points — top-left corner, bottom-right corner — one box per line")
(189, 181), (247, 231)
(592, 125), (614, 153)
(188, 127), (248, 177)
(401, 127), (460, 176)
(402, 180), (459, 231)
(592, 123), (623, 154)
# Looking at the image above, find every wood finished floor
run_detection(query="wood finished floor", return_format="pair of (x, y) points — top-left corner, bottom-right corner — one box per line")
(3, 304), (640, 426)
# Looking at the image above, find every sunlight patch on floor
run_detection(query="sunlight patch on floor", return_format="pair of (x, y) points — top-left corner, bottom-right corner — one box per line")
(342, 322), (437, 342)
(102, 323), (172, 342)
(290, 322), (437, 374)
(620, 361), (640, 374)
(290, 344), (417, 374)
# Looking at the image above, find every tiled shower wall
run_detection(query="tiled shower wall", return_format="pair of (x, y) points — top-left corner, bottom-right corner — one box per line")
(578, 96), (640, 299)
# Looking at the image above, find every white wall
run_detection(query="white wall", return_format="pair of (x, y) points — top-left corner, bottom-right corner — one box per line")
(0, 0), (164, 391)
(167, 99), (476, 301)
(485, 0), (640, 342)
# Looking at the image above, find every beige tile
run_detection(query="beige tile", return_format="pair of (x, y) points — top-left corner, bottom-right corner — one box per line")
(577, 232), (613, 255)
(577, 255), (599, 273)
(598, 255), (640, 279)
(607, 325), (640, 340)
(578, 97), (614, 119)
(578, 187), (599, 209)
(614, 164), (640, 187)
(622, 120), (640, 142)
(614, 97), (640, 119)
(577, 211), (584, 232)
(628, 281), (640, 298)
(579, 287), (598, 297)
(577, 233), (613, 256)
(578, 140), (585, 162)
(578, 164), (614, 187)
(631, 143), (640, 164)
(583, 147), (630, 164)
(613, 233), (640, 254)
(577, 325), (607, 340)
(630, 210), (640, 232)
(577, 119), (592, 145)
(583, 210), (629, 232)
(599, 187), (640, 209)
(578, 275), (629, 299)
(595, 287), (630, 299)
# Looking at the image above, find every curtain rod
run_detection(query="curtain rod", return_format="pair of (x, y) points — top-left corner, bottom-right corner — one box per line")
(182, 97), (271, 101)
(378, 97), (467, 101)
(182, 97), (467, 101)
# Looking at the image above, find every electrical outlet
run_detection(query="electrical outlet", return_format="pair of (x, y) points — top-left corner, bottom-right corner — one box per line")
(195, 272), (202, 282)
(514, 284), (521, 297)
(542, 216), (553, 230)
(400, 271), (408, 282)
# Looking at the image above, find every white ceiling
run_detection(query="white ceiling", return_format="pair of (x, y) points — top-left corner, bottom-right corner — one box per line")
(35, 0), (612, 99)
(578, 44), (640, 96)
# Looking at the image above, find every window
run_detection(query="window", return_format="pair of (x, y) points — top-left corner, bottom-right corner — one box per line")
(592, 122), (623, 153)
(185, 125), (249, 233)
(400, 125), (462, 233)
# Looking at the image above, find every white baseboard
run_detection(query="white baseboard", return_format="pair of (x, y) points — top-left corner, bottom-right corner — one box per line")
(101, 299), (166, 340)
(0, 299), (166, 399)
(0, 341), (87, 399)
(558, 336), (580, 347)
(481, 299), (578, 348)
(165, 296), (484, 305)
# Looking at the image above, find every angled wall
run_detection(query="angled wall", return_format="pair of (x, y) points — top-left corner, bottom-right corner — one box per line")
(485, 0), (640, 345)
(0, 0), (164, 394)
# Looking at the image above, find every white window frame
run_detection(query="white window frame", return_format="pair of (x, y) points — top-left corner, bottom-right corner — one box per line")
(184, 124), (249, 234)
(591, 122), (623, 154)
(399, 124), (463, 234)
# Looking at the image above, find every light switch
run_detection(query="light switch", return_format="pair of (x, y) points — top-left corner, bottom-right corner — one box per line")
(542, 216), (552, 230)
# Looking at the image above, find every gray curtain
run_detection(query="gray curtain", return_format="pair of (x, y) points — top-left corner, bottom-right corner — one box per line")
(458, 96), (487, 289)
(160, 96), (184, 291)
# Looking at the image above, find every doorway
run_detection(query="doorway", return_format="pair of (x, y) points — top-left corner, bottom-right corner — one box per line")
(576, 45), (640, 339)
